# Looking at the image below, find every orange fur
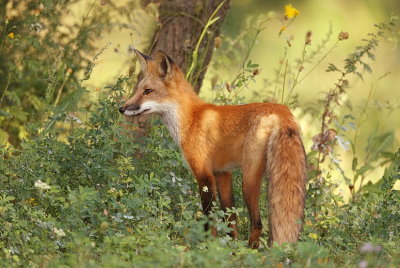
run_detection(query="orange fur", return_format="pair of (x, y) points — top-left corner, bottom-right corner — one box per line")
(120, 50), (307, 248)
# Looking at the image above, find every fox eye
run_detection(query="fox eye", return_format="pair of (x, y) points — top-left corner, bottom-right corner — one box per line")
(144, 88), (153, 95)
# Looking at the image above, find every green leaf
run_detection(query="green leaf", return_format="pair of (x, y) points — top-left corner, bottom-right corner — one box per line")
(326, 63), (339, 72)
(0, 129), (9, 144)
(363, 63), (372, 73)
(0, 110), (12, 117)
(365, 131), (394, 162)
(352, 157), (358, 171)
(355, 164), (374, 177)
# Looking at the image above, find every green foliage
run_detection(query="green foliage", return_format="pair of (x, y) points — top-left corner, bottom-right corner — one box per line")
(1, 74), (399, 266)
(0, 0), (113, 145)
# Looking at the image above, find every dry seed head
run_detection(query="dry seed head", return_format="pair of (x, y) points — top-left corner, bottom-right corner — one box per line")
(214, 36), (222, 49)
(225, 82), (231, 92)
(305, 31), (312, 44)
(338, 31), (349, 40)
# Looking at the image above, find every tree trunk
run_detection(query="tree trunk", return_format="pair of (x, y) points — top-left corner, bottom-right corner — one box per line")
(128, 0), (230, 132)
(149, 0), (230, 93)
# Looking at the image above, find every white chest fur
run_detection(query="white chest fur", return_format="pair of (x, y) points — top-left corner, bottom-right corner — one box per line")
(161, 103), (180, 144)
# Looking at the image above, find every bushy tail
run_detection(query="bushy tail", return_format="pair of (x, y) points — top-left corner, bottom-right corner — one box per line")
(266, 126), (307, 246)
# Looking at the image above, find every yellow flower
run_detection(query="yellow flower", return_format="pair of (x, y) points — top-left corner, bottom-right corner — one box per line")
(284, 4), (300, 19)
(7, 32), (14, 39)
(308, 232), (319, 240)
(25, 198), (38, 206)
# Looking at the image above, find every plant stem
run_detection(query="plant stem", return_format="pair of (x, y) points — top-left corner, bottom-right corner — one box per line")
(53, 73), (71, 106)
(0, 73), (11, 108)
(231, 19), (269, 87)
(186, 1), (225, 81)
(315, 72), (346, 180)
(75, 0), (97, 41)
(273, 48), (287, 101)
(285, 43), (307, 104)
(280, 59), (288, 103)
(297, 40), (340, 84)
(353, 72), (390, 193)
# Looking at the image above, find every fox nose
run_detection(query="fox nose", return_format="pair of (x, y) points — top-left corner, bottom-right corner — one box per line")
(118, 106), (125, 114)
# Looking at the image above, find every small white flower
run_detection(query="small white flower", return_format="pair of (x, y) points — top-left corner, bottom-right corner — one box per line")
(30, 22), (43, 33)
(34, 180), (51, 190)
(53, 227), (66, 237)
(202, 186), (209, 192)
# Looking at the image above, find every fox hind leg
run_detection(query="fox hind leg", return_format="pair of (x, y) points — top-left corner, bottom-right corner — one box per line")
(242, 161), (265, 248)
(195, 173), (218, 236)
(215, 171), (238, 239)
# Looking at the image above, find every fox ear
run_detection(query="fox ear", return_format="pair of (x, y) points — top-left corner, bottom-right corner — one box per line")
(155, 50), (175, 79)
(134, 49), (152, 74)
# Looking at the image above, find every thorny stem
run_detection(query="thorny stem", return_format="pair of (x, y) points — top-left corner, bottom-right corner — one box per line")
(297, 40), (340, 84)
(315, 72), (346, 179)
(313, 19), (397, 189)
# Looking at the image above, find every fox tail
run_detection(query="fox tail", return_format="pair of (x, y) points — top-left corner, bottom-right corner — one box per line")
(266, 125), (307, 246)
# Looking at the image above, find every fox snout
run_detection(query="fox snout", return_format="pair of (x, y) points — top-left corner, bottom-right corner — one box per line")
(118, 106), (125, 114)
(119, 104), (142, 115)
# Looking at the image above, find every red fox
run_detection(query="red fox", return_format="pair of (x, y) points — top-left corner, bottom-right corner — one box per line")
(119, 49), (307, 248)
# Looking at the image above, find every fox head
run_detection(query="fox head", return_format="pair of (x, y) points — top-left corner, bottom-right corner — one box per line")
(119, 49), (187, 116)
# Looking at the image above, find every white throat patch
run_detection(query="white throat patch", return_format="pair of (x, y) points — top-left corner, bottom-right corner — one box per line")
(126, 101), (180, 144)
(160, 103), (180, 144)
